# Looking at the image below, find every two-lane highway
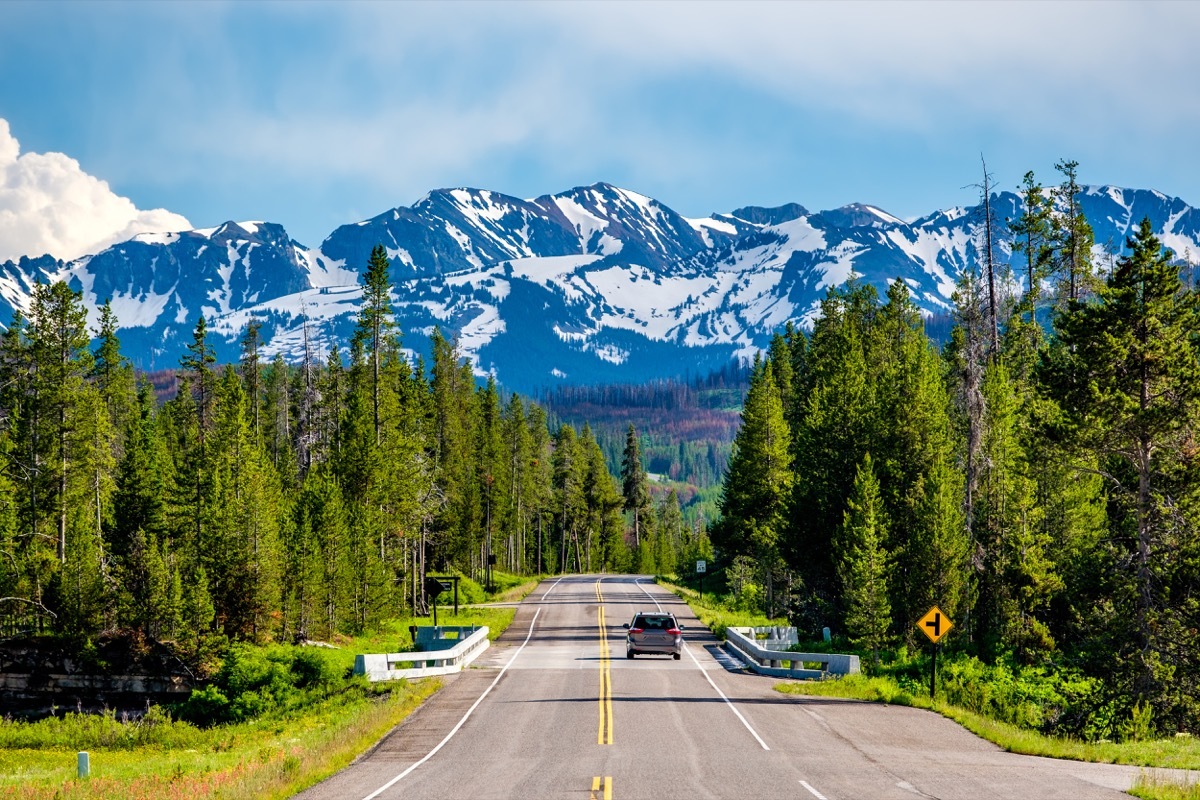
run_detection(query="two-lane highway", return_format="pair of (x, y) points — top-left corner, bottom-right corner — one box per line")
(297, 575), (1173, 799)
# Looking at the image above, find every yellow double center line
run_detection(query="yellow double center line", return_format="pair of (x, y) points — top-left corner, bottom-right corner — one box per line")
(591, 775), (613, 800)
(596, 580), (613, 745)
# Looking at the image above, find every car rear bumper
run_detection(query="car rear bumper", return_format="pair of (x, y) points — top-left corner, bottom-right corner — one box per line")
(626, 638), (682, 655)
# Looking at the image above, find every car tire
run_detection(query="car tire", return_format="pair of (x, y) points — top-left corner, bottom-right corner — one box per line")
(673, 652), (681, 660)
(627, 651), (635, 659)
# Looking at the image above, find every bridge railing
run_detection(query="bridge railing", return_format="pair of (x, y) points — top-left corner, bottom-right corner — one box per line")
(724, 626), (860, 680)
(354, 625), (490, 681)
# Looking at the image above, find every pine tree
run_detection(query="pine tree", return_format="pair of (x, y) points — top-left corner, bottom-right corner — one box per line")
(976, 360), (1061, 661)
(868, 279), (959, 630)
(949, 263), (988, 629)
(788, 284), (875, 612)
(621, 424), (652, 550)
(908, 450), (969, 634)
(29, 281), (93, 567)
(976, 156), (1002, 358)
(477, 376), (505, 581)
(716, 356), (792, 613)
(262, 355), (293, 469)
(179, 316), (217, 443)
(1042, 218), (1200, 716)
(502, 393), (533, 573)
(552, 425), (585, 573)
(837, 453), (892, 666)
(353, 245), (397, 445)
(527, 405), (554, 574)
(240, 319), (264, 446)
(656, 488), (683, 576)
(1009, 171), (1054, 319)
(92, 299), (136, 451)
(1052, 159), (1096, 306)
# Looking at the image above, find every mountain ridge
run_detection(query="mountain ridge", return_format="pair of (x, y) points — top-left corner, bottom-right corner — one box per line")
(1, 181), (1197, 390)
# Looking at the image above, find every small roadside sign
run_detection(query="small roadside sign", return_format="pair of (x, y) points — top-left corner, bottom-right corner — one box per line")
(696, 560), (706, 574)
(917, 606), (952, 644)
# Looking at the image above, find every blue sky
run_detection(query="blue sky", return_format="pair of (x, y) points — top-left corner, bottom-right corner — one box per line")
(2, 0), (1198, 261)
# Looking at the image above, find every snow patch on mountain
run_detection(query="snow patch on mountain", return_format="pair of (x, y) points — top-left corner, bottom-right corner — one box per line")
(2, 181), (1198, 393)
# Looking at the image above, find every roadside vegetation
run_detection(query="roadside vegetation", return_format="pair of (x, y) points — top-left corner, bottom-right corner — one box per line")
(663, 573), (1200, 800)
(657, 578), (785, 638)
(0, 590), (522, 799)
(0, 673), (437, 800)
(697, 168), (1200, 798)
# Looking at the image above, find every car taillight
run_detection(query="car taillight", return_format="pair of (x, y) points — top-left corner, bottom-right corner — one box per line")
(667, 628), (682, 636)
(628, 628), (643, 634)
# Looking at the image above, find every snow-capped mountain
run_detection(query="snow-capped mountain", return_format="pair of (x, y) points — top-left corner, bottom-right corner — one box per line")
(0, 183), (1197, 391)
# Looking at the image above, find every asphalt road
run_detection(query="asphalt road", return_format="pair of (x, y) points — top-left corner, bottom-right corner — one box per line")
(296, 575), (1183, 800)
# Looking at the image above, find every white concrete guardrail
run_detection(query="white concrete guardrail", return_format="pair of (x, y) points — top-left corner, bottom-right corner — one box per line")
(354, 625), (490, 681)
(724, 626), (860, 680)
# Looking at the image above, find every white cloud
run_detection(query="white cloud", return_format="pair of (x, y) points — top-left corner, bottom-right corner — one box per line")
(0, 118), (191, 263)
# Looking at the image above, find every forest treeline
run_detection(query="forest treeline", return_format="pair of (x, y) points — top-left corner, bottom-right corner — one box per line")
(714, 162), (1200, 734)
(540, 371), (747, 492)
(0, 246), (704, 647)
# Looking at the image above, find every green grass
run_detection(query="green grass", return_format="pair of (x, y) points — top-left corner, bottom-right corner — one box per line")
(656, 579), (786, 638)
(1131, 775), (1200, 800)
(0, 679), (438, 800)
(0, 594), (532, 800)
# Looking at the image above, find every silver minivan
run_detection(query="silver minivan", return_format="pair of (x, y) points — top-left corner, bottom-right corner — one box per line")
(623, 612), (683, 660)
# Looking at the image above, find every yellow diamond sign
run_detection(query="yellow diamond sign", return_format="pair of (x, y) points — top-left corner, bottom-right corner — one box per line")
(917, 606), (952, 644)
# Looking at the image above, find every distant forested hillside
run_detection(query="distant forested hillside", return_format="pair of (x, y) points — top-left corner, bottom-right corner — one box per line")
(539, 362), (749, 516)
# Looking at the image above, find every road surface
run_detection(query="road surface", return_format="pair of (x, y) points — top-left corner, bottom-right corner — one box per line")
(297, 575), (1179, 800)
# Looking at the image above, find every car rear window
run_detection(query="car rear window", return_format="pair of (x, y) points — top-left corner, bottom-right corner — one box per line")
(634, 615), (672, 629)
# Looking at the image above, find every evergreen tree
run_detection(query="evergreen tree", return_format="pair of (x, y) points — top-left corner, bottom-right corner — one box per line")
(92, 299), (136, 450)
(240, 319), (264, 445)
(1009, 171), (1054, 318)
(552, 425), (585, 573)
(716, 355), (792, 614)
(1042, 218), (1200, 720)
(837, 453), (892, 666)
(948, 263), (988, 631)
(502, 394), (533, 573)
(527, 405), (555, 574)
(620, 424), (652, 550)
(788, 284), (875, 612)
(29, 281), (93, 567)
(656, 488), (683, 576)
(1052, 159), (1096, 306)
(353, 245), (397, 445)
(976, 361), (1060, 661)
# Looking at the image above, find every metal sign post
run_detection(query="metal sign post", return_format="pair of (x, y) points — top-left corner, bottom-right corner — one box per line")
(423, 576), (457, 626)
(423, 576), (446, 627)
(916, 606), (952, 700)
(696, 560), (706, 603)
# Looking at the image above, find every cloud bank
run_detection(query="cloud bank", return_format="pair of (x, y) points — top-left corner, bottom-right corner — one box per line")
(0, 118), (190, 263)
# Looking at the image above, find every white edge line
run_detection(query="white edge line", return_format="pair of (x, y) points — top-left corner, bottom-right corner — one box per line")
(541, 574), (566, 598)
(361, 576), (564, 800)
(800, 780), (829, 800)
(635, 579), (770, 751)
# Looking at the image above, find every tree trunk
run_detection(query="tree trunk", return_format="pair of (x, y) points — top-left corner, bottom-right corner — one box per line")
(981, 156), (1000, 359)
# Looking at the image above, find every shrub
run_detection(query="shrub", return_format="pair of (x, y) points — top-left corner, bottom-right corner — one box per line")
(177, 684), (231, 725)
(174, 642), (359, 726)
(936, 656), (1111, 740)
(291, 648), (339, 690)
